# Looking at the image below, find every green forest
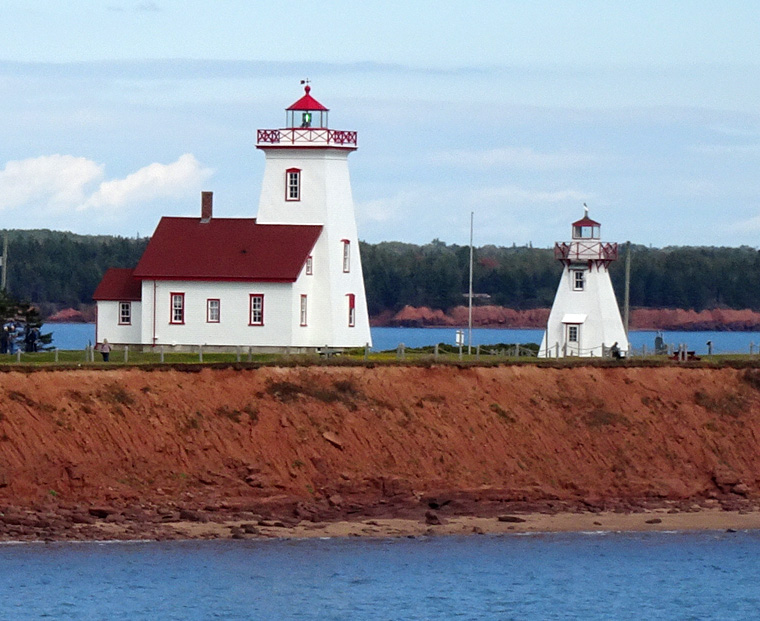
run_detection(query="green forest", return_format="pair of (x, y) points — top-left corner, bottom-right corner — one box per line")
(3, 230), (760, 317)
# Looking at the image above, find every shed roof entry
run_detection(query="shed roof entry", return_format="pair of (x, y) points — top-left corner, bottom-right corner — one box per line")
(92, 268), (142, 301)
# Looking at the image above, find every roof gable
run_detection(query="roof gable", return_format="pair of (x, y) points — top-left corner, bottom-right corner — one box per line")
(93, 268), (142, 301)
(132, 217), (322, 281)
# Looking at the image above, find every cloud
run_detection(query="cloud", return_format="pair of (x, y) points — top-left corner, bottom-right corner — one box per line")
(0, 155), (103, 211)
(0, 154), (213, 225)
(430, 147), (598, 170)
(82, 154), (213, 211)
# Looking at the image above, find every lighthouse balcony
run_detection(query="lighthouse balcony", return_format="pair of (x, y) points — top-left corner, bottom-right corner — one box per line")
(257, 128), (357, 148)
(554, 241), (618, 263)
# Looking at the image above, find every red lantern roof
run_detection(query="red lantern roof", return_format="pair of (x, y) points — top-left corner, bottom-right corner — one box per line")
(572, 216), (600, 227)
(286, 85), (328, 112)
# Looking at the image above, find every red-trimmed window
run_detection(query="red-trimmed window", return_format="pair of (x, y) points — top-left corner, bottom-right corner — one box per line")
(170, 293), (185, 324)
(300, 294), (307, 326)
(342, 239), (350, 273)
(249, 294), (264, 326)
(347, 293), (356, 327)
(286, 168), (301, 201)
(119, 301), (131, 325)
(207, 299), (220, 323)
(305, 255), (313, 275)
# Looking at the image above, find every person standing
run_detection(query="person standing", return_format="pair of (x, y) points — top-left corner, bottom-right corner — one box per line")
(99, 339), (111, 362)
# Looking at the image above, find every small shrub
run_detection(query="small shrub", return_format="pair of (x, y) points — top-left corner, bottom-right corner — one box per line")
(585, 409), (630, 428)
(490, 403), (516, 423)
(7, 390), (35, 407)
(216, 406), (242, 423)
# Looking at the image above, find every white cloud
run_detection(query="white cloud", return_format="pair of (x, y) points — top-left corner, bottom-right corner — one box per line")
(0, 155), (103, 211)
(430, 147), (598, 170)
(0, 153), (213, 231)
(81, 153), (213, 210)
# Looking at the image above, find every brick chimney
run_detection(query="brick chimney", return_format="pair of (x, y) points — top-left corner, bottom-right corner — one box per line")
(201, 191), (213, 222)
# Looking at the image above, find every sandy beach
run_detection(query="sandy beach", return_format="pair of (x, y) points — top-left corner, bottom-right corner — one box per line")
(34, 505), (758, 543)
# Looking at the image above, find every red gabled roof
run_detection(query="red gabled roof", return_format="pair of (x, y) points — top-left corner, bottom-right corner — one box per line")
(132, 217), (322, 281)
(93, 268), (142, 301)
(287, 85), (328, 111)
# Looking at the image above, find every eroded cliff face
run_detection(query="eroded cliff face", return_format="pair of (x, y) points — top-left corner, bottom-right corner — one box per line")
(0, 364), (758, 512)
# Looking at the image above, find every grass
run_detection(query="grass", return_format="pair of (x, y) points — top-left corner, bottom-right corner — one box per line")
(3, 348), (760, 371)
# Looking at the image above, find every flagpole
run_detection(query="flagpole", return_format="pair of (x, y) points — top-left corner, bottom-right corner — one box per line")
(468, 211), (473, 355)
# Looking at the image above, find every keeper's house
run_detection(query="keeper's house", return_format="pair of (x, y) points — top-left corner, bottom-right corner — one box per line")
(93, 85), (372, 352)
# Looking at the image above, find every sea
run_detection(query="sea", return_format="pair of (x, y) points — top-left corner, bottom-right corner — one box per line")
(3, 532), (760, 620)
(42, 323), (760, 356)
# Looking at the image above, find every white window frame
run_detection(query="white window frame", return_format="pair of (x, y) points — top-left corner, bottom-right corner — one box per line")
(170, 293), (185, 324)
(572, 269), (585, 291)
(207, 298), (220, 323)
(567, 324), (579, 343)
(300, 294), (308, 326)
(342, 240), (350, 273)
(286, 168), (301, 201)
(305, 255), (313, 275)
(249, 294), (264, 326)
(119, 301), (131, 325)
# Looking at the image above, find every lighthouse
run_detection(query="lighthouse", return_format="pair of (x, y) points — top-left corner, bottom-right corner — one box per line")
(94, 83), (371, 352)
(255, 84), (372, 348)
(539, 207), (628, 358)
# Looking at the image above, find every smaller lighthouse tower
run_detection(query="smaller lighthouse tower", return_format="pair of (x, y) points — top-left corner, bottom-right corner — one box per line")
(539, 207), (628, 358)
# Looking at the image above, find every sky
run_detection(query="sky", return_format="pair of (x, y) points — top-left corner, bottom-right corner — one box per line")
(2, 1), (760, 248)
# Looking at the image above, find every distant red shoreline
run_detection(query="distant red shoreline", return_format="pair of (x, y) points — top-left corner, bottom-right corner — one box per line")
(370, 305), (760, 332)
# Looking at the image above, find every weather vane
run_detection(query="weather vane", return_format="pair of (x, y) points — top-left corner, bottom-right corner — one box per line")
(300, 78), (310, 86)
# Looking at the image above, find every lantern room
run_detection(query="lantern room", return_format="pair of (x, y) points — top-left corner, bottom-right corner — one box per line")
(572, 206), (600, 239)
(286, 84), (329, 129)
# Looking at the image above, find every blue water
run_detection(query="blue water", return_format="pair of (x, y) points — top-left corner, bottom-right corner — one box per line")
(41, 323), (760, 355)
(2, 532), (760, 620)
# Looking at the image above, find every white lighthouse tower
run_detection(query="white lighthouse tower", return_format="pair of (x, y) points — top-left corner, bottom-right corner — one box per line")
(255, 84), (372, 348)
(539, 207), (628, 358)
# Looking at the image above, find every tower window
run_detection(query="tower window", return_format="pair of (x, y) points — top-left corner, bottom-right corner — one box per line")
(305, 255), (313, 275)
(572, 270), (585, 291)
(249, 294), (264, 326)
(347, 293), (356, 327)
(342, 240), (350, 273)
(286, 168), (301, 201)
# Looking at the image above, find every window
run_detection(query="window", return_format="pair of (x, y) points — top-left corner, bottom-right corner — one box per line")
(568, 325), (579, 343)
(207, 299), (220, 323)
(170, 293), (185, 324)
(572, 270), (585, 291)
(305, 255), (313, 275)
(347, 293), (356, 327)
(286, 168), (301, 201)
(342, 240), (350, 273)
(119, 302), (131, 325)
(249, 294), (264, 326)
(300, 294), (307, 326)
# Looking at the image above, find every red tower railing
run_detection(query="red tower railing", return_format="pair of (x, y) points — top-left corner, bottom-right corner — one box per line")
(554, 241), (618, 267)
(257, 128), (357, 147)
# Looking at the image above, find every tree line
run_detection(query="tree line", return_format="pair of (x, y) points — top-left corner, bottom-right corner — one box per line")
(3, 230), (760, 316)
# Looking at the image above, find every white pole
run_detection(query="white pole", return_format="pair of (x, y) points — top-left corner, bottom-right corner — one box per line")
(468, 211), (474, 355)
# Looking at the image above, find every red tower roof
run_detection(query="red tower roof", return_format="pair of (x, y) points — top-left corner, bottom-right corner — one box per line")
(286, 85), (328, 111)
(572, 216), (600, 227)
